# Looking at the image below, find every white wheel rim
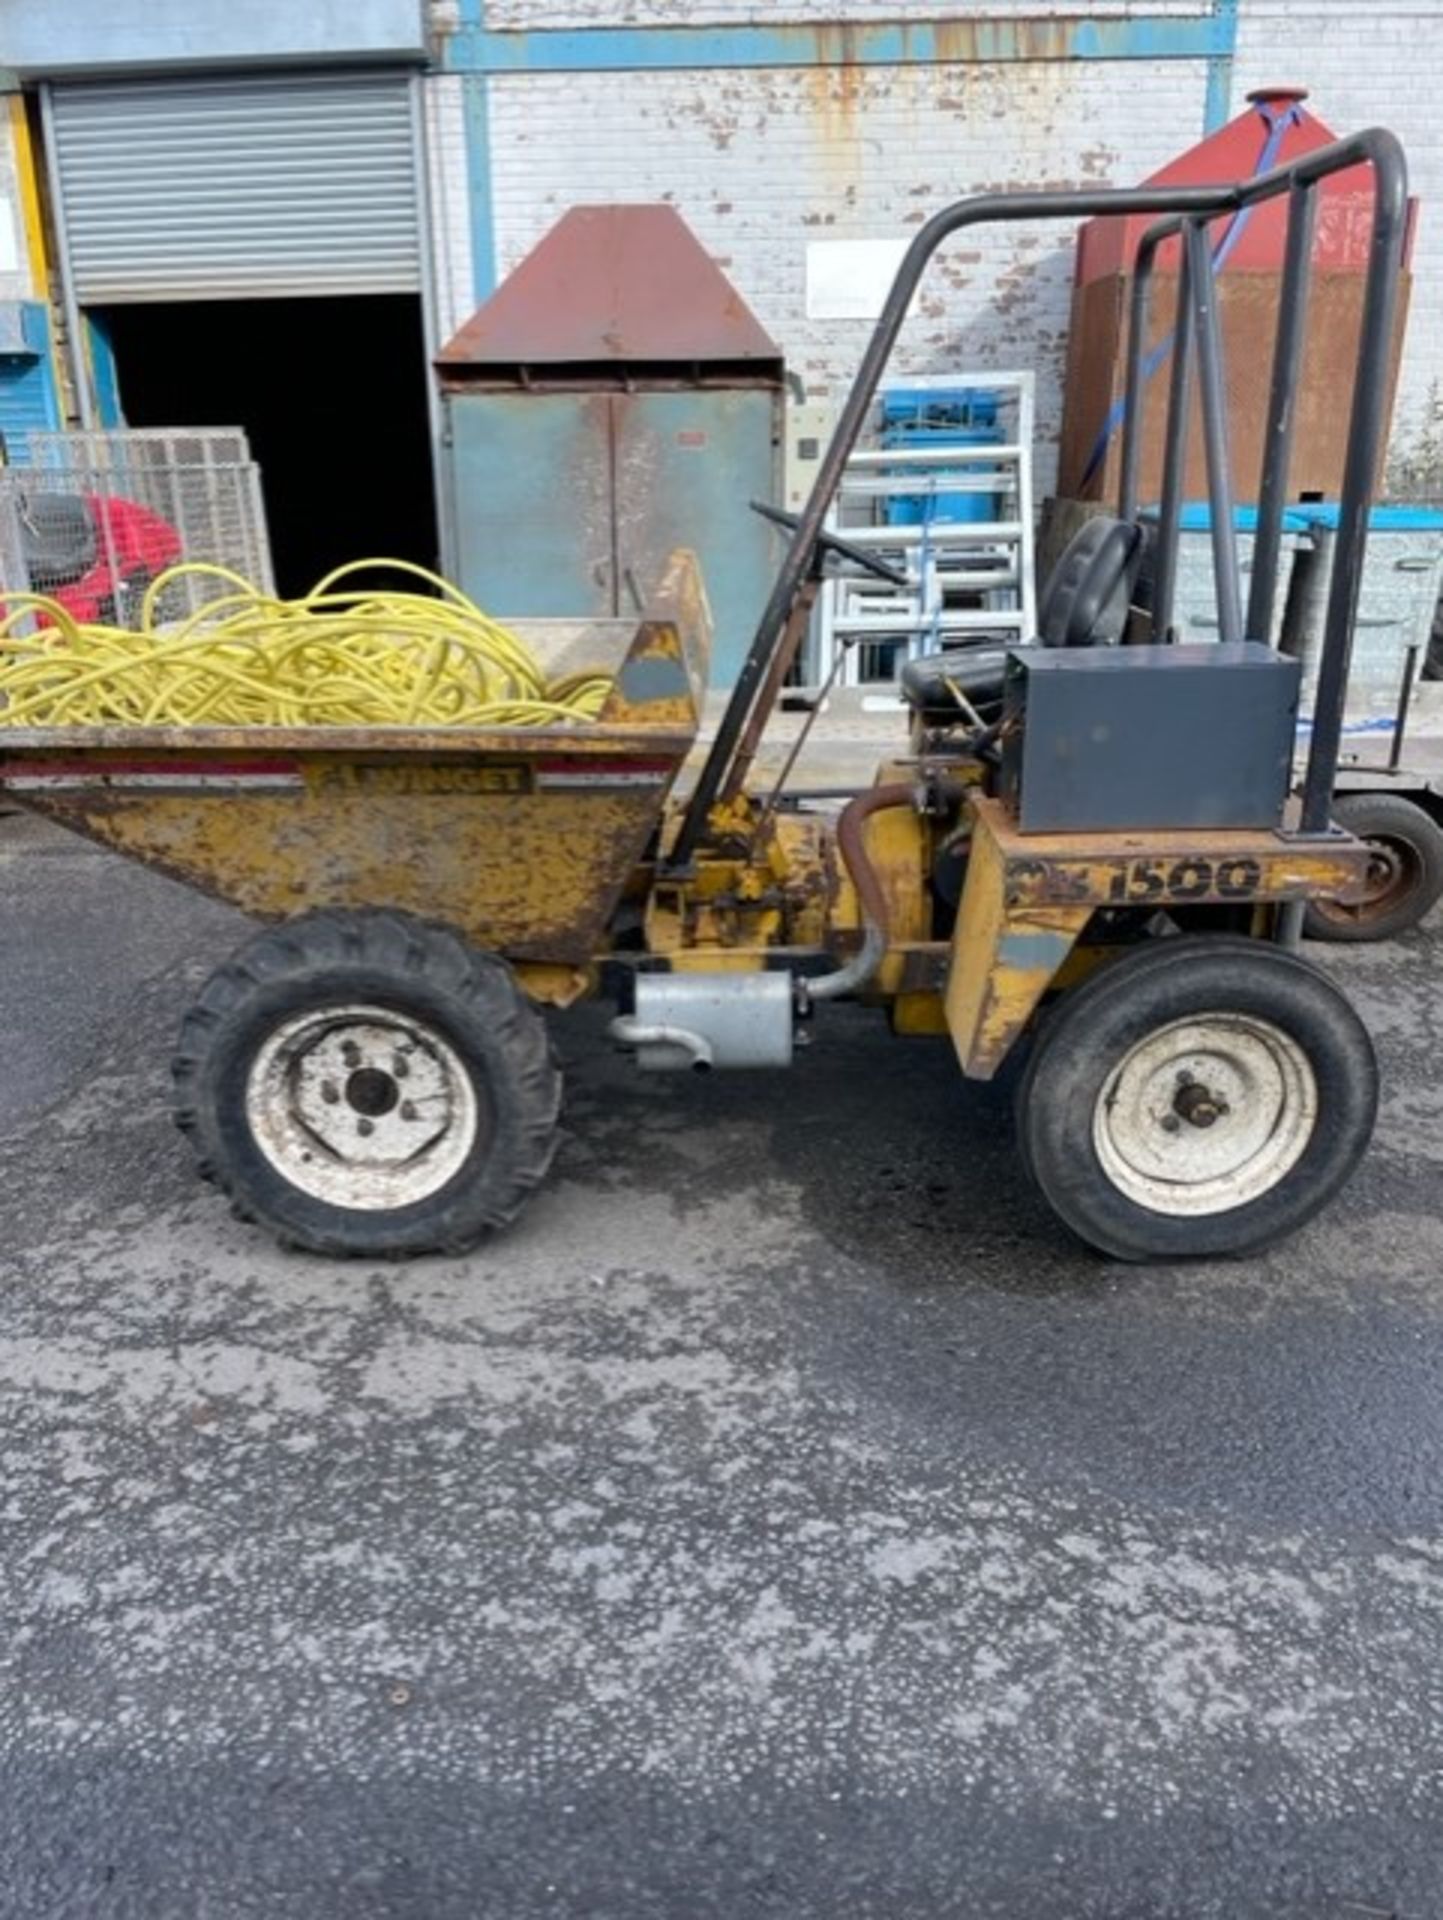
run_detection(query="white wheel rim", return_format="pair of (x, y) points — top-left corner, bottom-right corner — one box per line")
(246, 1003), (481, 1210)
(1093, 1012), (1317, 1218)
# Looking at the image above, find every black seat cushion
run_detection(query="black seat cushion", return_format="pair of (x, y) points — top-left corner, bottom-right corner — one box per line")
(899, 645), (1008, 724)
(900, 515), (1146, 724)
(1037, 514), (1144, 649)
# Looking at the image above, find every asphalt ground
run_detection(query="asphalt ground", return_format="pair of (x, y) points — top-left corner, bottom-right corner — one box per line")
(2, 808), (1442, 1918)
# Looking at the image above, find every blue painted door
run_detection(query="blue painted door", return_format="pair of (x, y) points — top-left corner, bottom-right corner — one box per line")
(0, 304), (63, 462)
(612, 389), (780, 687)
(448, 391), (614, 617)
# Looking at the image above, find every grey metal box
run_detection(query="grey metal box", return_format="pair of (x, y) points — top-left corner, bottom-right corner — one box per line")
(1000, 643), (1300, 834)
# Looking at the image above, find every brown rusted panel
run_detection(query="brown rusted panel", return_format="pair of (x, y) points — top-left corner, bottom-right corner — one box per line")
(437, 205), (783, 373)
(1059, 268), (1412, 503)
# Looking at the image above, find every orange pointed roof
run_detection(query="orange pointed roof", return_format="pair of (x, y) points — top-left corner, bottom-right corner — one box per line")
(438, 204), (782, 369)
(1076, 88), (1413, 282)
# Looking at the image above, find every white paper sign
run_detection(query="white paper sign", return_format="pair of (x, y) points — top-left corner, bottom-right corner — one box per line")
(805, 238), (911, 321)
(0, 198), (19, 276)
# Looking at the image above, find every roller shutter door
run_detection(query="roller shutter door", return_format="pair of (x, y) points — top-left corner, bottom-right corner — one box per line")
(47, 72), (421, 304)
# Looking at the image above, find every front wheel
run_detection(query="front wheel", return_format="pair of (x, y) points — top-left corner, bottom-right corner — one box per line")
(1016, 936), (1377, 1261)
(172, 909), (562, 1256)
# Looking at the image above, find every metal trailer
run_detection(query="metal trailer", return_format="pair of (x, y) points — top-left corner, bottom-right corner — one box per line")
(0, 129), (1409, 1263)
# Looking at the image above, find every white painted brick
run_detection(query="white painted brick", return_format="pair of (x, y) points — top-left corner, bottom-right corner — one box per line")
(422, 72), (475, 344)
(426, 2), (1443, 496)
(0, 117), (37, 305)
(480, 58), (1207, 494)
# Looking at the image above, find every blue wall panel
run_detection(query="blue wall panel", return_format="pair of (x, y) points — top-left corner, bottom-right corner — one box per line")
(7, 0), (426, 76)
(446, 13), (1234, 75)
(0, 303), (62, 462)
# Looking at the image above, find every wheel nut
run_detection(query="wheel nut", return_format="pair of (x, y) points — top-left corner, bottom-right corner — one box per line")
(342, 1041), (361, 1068)
(321, 1081), (340, 1105)
(1160, 1113), (1182, 1134)
(1174, 1081), (1221, 1128)
(357, 1117), (375, 1138)
(393, 1055), (410, 1080)
(400, 1100), (418, 1121)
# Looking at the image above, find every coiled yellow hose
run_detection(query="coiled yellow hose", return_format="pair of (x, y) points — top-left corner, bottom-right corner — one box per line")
(0, 559), (611, 729)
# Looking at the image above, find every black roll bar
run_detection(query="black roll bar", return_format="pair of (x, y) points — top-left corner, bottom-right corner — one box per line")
(668, 129), (1407, 868)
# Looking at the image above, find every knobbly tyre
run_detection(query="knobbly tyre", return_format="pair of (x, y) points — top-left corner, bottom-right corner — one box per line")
(0, 129), (1409, 1261)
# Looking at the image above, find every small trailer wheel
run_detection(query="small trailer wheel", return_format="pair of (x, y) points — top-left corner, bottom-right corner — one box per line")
(1016, 936), (1377, 1261)
(1302, 792), (1443, 942)
(172, 909), (562, 1256)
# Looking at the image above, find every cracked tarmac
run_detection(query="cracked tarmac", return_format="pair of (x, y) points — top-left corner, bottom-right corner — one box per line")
(1, 812), (1442, 1918)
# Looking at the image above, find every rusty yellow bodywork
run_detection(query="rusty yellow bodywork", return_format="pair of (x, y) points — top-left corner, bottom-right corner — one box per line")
(944, 795), (1375, 1077)
(0, 544), (1382, 1079)
(0, 557), (710, 1000)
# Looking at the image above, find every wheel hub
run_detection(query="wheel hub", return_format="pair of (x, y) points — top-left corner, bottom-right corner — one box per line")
(1314, 832), (1414, 926)
(343, 1065), (402, 1119)
(246, 1005), (482, 1210)
(1172, 1074), (1229, 1129)
(1093, 1013), (1318, 1217)
(1359, 841), (1406, 903)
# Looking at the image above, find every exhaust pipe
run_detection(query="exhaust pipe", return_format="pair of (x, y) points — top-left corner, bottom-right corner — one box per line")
(609, 971), (793, 1071)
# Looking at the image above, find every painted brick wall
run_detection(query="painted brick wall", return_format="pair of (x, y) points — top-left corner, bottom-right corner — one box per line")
(1232, 0), (1443, 495)
(441, 1), (1443, 496)
(422, 73), (475, 347)
(478, 58), (1208, 494)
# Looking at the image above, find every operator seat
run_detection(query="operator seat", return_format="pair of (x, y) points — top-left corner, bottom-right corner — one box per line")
(900, 514), (1146, 725)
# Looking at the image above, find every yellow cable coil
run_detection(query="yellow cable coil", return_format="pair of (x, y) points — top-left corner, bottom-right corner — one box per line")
(0, 560), (612, 728)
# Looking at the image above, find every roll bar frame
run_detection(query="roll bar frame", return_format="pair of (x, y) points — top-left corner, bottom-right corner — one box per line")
(669, 129), (1408, 867)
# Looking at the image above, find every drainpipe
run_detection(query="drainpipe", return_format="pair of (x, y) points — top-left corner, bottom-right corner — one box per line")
(36, 82), (95, 432)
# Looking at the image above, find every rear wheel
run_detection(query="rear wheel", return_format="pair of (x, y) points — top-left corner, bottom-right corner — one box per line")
(1016, 936), (1377, 1261)
(172, 909), (562, 1256)
(1303, 792), (1443, 942)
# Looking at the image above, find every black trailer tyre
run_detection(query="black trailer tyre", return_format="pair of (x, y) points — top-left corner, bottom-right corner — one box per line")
(172, 909), (562, 1256)
(1016, 936), (1377, 1261)
(1302, 792), (1443, 942)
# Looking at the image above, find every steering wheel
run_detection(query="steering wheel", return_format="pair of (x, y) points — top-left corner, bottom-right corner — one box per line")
(750, 500), (910, 589)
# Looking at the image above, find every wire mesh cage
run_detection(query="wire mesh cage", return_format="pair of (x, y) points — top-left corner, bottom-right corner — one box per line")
(0, 428), (273, 636)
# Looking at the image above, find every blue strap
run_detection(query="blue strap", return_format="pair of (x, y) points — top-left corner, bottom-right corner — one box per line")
(1078, 102), (1303, 495)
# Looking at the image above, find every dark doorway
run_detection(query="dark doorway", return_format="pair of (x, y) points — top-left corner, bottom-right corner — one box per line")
(97, 295), (437, 598)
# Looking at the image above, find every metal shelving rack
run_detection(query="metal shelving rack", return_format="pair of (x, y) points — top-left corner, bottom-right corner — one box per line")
(812, 370), (1036, 687)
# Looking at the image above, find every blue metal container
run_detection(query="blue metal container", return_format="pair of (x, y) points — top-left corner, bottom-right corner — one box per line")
(436, 207), (785, 690)
(880, 387), (1003, 526)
